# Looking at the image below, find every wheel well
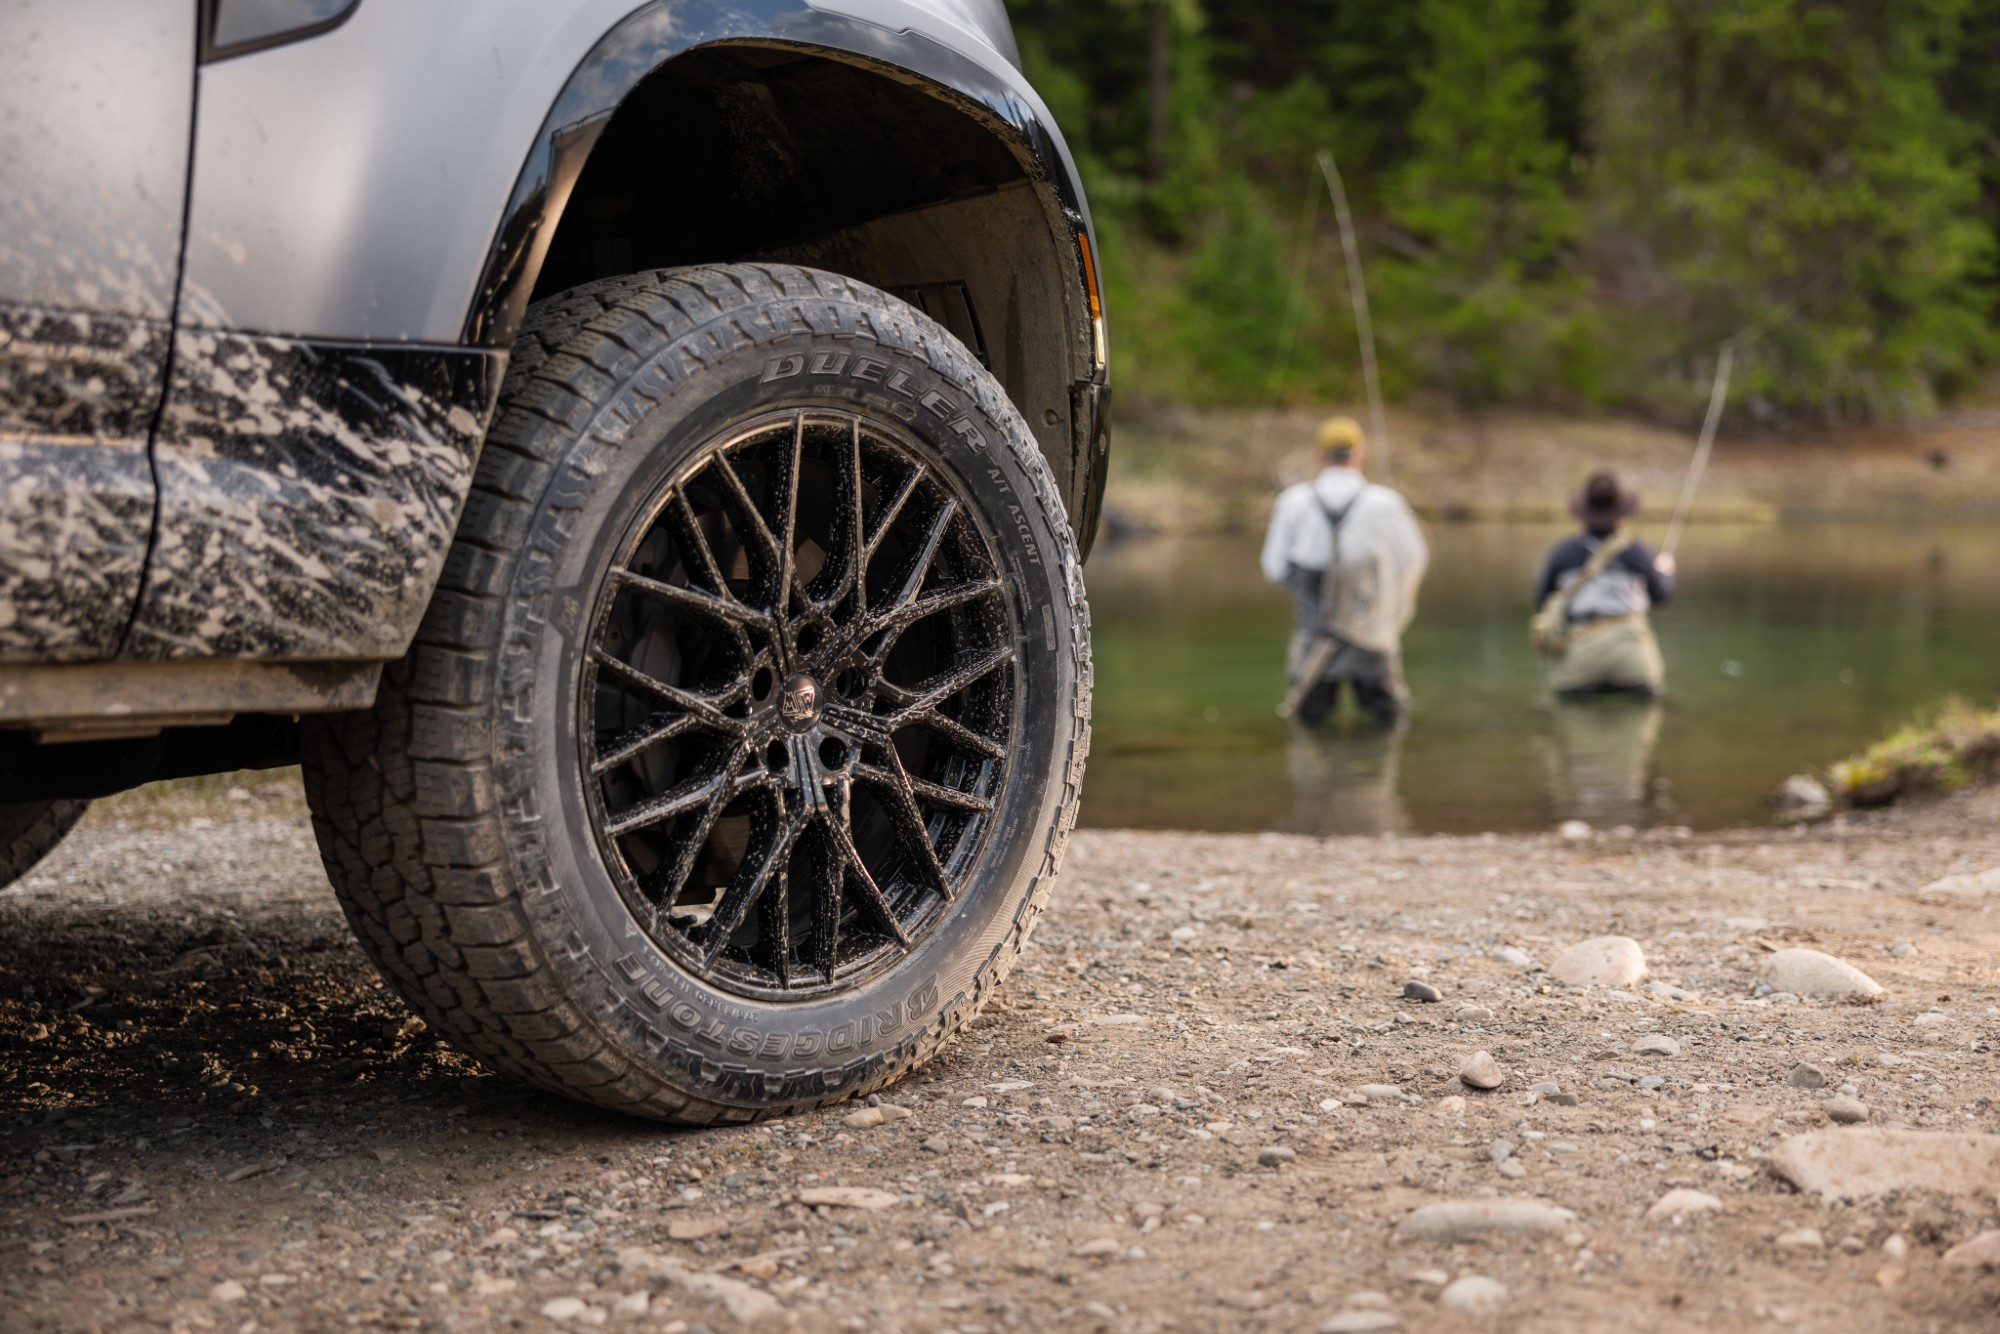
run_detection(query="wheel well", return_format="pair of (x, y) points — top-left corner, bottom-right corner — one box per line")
(528, 44), (1087, 506)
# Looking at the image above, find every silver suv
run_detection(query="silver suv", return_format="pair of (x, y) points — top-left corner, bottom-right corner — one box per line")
(1, 0), (1107, 1121)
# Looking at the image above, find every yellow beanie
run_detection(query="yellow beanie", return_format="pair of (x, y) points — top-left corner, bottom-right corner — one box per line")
(1317, 415), (1366, 460)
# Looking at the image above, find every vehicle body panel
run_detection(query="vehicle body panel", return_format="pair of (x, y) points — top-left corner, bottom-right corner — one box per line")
(0, 1), (194, 662)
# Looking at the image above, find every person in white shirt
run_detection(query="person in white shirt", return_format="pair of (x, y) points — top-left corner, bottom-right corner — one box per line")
(1260, 417), (1430, 726)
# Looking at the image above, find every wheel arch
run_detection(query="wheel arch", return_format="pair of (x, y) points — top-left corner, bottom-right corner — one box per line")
(464, 11), (1108, 548)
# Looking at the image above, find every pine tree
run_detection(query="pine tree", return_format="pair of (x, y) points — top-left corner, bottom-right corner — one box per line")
(1383, 0), (1583, 402)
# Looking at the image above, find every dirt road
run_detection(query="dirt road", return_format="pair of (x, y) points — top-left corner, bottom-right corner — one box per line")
(4, 776), (1999, 1332)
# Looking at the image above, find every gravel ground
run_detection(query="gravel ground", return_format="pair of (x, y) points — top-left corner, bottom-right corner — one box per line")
(3, 774), (1999, 1332)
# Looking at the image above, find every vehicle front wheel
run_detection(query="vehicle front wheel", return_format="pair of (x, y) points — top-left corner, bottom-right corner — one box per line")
(301, 265), (1089, 1121)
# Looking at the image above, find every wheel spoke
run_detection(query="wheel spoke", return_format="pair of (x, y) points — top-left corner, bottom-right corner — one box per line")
(825, 779), (912, 945)
(776, 412), (804, 624)
(881, 498), (958, 621)
(854, 752), (956, 899)
(701, 791), (808, 966)
(592, 712), (699, 775)
(864, 579), (1003, 665)
(665, 491), (746, 608)
(758, 858), (792, 989)
(855, 762), (994, 814)
(612, 568), (764, 649)
(902, 707), (1009, 762)
(862, 467), (921, 567)
(606, 768), (727, 839)
(641, 748), (761, 930)
(877, 645), (1015, 721)
(591, 650), (747, 736)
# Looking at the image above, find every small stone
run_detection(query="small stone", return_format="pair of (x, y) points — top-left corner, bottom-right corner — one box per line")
(1258, 1146), (1297, 1168)
(1788, 1064), (1827, 1089)
(797, 1185), (899, 1209)
(1548, 936), (1646, 987)
(1823, 1095), (1869, 1124)
(666, 1215), (729, 1241)
(1458, 1050), (1505, 1091)
(1760, 948), (1883, 999)
(1148, 1087), (1179, 1106)
(1496, 1161), (1527, 1180)
(209, 1280), (247, 1305)
(1558, 820), (1592, 840)
(1774, 1227), (1825, 1251)
(1489, 1139), (1516, 1164)
(844, 1107), (887, 1128)
(1769, 1129), (2000, 1200)
(1642, 981), (1697, 1001)
(613, 1292), (650, 1316)
(1455, 1004), (1494, 1021)
(1942, 1230), (2000, 1269)
(1394, 1199), (1576, 1243)
(1355, 1084), (1402, 1103)
(1646, 1189), (1723, 1221)
(1491, 946), (1535, 969)
(1914, 866), (2000, 902)
(1875, 1263), (1907, 1289)
(1772, 774), (1831, 816)
(921, 1136), (947, 1154)
(1546, 1091), (1580, 1107)
(1530, 1082), (1561, 1096)
(1319, 1312), (1399, 1333)
(1438, 1275), (1508, 1318)
(1633, 1034), (1681, 1057)
(1882, 1234), (1909, 1260)
(1408, 1269), (1450, 1287)
(1838, 1234), (1867, 1254)
(1073, 1237), (1121, 1258)
(1433, 1096), (1467, 1116)
(1402, 980), (1442, 1002)
(1638, 1076), (1665, 1091)
(541, 1297), (590, 1320)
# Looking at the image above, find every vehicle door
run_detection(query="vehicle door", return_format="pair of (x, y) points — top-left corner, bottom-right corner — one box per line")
(0, 2), (195, 661)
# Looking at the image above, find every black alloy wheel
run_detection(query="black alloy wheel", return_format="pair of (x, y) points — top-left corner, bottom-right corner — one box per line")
(581, 408), (1016, 999)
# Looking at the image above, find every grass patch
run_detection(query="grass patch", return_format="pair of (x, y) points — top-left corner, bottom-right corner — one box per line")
(1829, 698), (2000, 807)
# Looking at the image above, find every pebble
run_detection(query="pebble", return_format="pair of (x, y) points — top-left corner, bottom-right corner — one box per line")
(209, 1280), (247, 1306)
(1394, 1199), (1576, 1243)
(1646, 1188), (1723, 1221)
(921, 1136), (948, 1154)
(1772, 774), (1831, 816)
(1558, 820), (1592, 840)
(1637, 1076), (1665, 1091)
(1823, 1095), (1869, 1124)
(1641, 981), (1697, 1001)
(1258, 1146), (1297, 1168)
(1787, 1063), (1827, 1089)
(1632, 1034), (1681, 1057)
(1403, 980), (1442, 1002)
(1883, 1235), (1909, 1260)
(1489, 1139), (1516, 1164)
(1433, 1096), (1467, 1116)
(1355, 1084), (1402, 1103)
(1760, 948), (1883, 998)
(1530, 1082), (1561, 1096)
(1942, 1231), (2000, 1269)
(541, 1297), (590, 1320)
(613, 1292), (650, 1316)
(1455, 1004), (1494, 1021)
(1496, 1161), (1527, 1180)
(1438, 1275), (1508, 1318)
(1458, 1050), (1505, 1091)
(1074, 1237), (1121, 1258)
(1319, 1312), (1399, 1333)
(1769, 1128), (2000, 1200)
(842, 1103), (913, 1129)
(1548, 936), (1646, 987)
(1915, 866), (2000, 902)
(1774, 1227), (1825, 1251)
(1491, 946), (1535, 969)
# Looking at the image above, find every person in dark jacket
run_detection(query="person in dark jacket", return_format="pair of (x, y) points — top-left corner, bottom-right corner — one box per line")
(1532, 470), (1676, 696)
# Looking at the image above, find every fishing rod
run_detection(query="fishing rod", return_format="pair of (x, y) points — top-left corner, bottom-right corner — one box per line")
(1317, 150), (1390, 481)
(1660, 342), (1735, 559)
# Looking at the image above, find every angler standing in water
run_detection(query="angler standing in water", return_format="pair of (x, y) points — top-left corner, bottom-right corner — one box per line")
(1531, 470), (1677, 697)
(1262, 417), (1429, 726)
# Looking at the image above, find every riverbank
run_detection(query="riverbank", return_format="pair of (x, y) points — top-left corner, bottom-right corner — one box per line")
(4, 775), (1998, 1331)
(1106, 399), (2000, 537)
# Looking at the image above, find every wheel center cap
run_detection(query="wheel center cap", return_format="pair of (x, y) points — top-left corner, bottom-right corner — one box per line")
(778, 674), (821, 731)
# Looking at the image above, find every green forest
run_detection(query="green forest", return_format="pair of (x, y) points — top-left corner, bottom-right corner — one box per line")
(1008, 0), (2000, 422)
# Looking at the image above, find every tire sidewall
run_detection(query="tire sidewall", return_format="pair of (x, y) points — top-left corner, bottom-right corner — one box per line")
(492, 290), (1082, 1110)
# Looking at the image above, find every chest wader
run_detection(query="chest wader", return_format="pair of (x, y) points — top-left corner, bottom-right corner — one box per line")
(1280, 495), (1403, 725)
(1533, 536), (1664, 697)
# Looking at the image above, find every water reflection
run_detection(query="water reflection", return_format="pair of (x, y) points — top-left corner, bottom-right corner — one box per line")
(1538, 698), (1664, 827)
(1287, 720), (1413, 835)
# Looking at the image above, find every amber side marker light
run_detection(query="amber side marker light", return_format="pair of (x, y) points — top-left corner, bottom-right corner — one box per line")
(1078, 233), (1108, 373)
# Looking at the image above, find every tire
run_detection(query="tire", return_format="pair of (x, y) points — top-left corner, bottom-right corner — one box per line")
(301, 265), (1090, 1122)
(0, 799), (90, 889)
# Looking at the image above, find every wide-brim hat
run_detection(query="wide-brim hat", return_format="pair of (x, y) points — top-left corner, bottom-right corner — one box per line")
(1570, 470), (1638, 521)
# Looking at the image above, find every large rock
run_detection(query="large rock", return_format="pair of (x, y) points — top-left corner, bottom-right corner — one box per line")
(1767, 1130), (2000, 1200)
(1548, 936), (1646, 987)
(1395, 1199), (1576, 1243)
(1942, 1231), (2000, 1269)
(1915, 866), (2000, 903)
(1772, 774), (1832, 817)
(1646, 1188), (1723, 1221)
(1760, 949), (1883, 998)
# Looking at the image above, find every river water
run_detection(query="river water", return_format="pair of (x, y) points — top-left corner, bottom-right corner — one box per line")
(1079, 523), (2000, 835)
